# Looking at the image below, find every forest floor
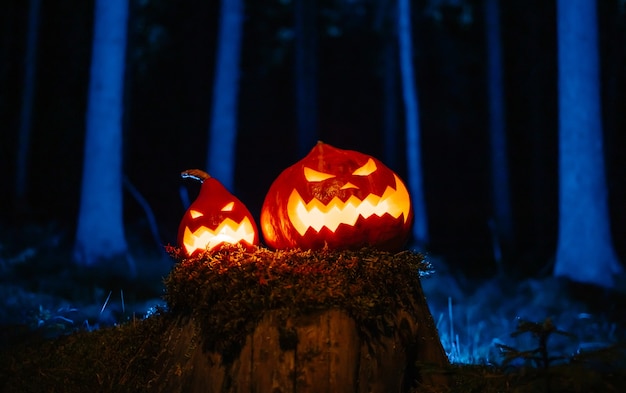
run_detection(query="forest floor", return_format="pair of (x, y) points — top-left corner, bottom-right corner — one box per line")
(1, 222), (625, 368)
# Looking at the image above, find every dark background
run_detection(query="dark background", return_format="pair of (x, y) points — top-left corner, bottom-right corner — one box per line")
(1, 0), (625, 279)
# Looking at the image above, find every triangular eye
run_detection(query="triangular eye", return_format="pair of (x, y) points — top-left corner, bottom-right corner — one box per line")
(221, 202), (235, 211)
(304, 167), (336, 182)
(190, 209), (204, 218)
(352, 158), (377, 176)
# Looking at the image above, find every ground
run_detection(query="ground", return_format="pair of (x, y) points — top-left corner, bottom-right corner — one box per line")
(1, 222), (624, 368)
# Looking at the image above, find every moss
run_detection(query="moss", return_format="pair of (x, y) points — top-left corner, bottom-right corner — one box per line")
(164, 245), (431, 356)
(1, 246), (432, 391)
(1, 246), (624, 392)
(0, 310), (172, 392)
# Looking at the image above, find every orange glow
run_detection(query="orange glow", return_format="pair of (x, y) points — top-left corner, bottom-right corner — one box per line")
(352, 158), (377, 176)
(304, 167), (336, 182)
(340, 182), (358, 190)
(189, 209), (204, 219)
(182, 216), (256, 255)
(286, 174), (411, 236)
(221, 202), (235, 211)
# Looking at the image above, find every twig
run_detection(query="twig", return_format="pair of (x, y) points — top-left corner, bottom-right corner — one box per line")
(123, 175), (165, 255)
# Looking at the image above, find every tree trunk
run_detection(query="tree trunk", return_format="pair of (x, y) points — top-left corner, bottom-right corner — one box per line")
(398, 0), (428, 247)
(154, 307), (447, 393)
(373, 0), (400, 170)
(207, 0), (244, 192)
(155, 247), (449, 392)
(484, 0), (513, 264)
(382, 41), (399, 170)
(294, 0), (318, 157)
(14, 0), (41, 213)
(74, 0), (132, 274)
(554, 0), (623, 288)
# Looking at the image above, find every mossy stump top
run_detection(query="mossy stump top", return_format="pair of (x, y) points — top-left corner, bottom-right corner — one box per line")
(161, 245), (448, 392)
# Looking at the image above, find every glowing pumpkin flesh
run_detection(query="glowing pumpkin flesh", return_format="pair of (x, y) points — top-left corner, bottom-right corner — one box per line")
(178, 169), (259, 256)
(261, 142), (413, 250)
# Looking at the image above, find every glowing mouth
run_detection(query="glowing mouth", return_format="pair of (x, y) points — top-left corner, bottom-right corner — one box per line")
(287, 174), (411, 236)
(183, 217), (256, 254)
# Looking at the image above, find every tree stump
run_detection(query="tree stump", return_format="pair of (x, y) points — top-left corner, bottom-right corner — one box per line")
(155, 246), (449, 392)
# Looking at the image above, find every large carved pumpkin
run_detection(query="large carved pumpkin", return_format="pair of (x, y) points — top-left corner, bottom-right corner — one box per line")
(178, 169), (259, 256)
(260, 142), (413, 250)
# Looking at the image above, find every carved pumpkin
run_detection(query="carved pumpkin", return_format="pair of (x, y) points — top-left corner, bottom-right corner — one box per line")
(178, 169), (259, 256)
(260, 142), (413, 250)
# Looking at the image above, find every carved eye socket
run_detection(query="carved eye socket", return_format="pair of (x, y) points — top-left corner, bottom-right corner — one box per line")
(304, 167), (336, 182)
(190, 209), (204, 218)
(221, 202), (235, 211)
(352, 158), (377, 176)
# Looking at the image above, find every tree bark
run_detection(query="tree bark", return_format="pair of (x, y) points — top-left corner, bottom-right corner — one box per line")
(155, 247), (449, 392)
(398, 0), (428, 247)
(294, 0), (318, 157)
(554, 0), (623, 288)
(373, 0), (400, 170)
(74, 0), (132, 274)
(484, 0), (513, 264)
(14, 0), (41, 212)
(154, 305), (448, 392)
(207, 0), (244, 192)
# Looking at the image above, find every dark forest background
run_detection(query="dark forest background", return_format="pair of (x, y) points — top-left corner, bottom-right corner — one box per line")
(1, 0), (625, 279)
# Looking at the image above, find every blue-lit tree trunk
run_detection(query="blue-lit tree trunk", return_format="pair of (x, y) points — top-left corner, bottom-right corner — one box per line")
(206, 0), (244, 192)
(381, 40), (399, 169)
(294, 0), (318, 157)
(14, 0), (41, 212)
(373, 0), (400, 169)
(484, 0), (512, 263)
(555, 0), (623, 288)
(74, 0), (133, 274)
(398, 0), (428, 246)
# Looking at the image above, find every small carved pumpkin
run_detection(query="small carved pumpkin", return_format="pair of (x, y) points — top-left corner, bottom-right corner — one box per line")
(178, 169), (259, 256)
(260, 142), (413, 250)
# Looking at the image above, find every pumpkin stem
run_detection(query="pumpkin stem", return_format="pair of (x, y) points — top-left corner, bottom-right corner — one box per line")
(181, 169), (211, 183)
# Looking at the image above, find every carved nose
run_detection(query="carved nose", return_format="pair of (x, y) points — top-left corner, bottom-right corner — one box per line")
(340, 182), (358, 190)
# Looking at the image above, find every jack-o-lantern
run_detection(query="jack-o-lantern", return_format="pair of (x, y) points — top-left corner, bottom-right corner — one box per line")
(178, 169), (259, 256)
(260, 142), (413, 250)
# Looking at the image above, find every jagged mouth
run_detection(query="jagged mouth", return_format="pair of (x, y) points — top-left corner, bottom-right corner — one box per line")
(286, 174), (411, 236)
(182, 216), (256, 254)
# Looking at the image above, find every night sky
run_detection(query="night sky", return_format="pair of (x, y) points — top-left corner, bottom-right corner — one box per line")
(1, 0), (625, 279)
